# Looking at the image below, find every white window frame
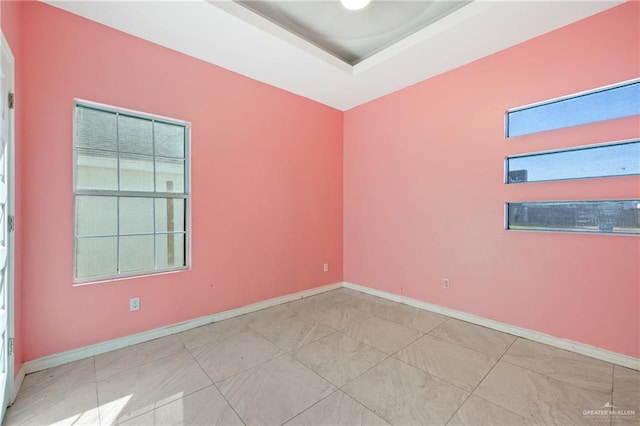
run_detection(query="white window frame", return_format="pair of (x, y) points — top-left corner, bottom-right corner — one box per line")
(73, 99), (191, 285)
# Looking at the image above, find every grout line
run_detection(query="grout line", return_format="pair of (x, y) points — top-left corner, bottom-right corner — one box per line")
(92, 356), (102, 426)
(183, 346), (247, 426)
(443, 336), (519, 425)
(278, 389), (340, 425)
(211, 381), (247, 426)
(609, 366), (615, 426)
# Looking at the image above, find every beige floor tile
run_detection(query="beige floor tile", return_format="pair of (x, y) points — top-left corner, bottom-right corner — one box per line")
(324, 288), (365, 304)
(502, 338), (613, 393)
(395, 334), (497, 392)
(342, 315), (422, 355)
(429, 319), (516, 358)
(18, 357), (96, 394)
(5, 359), (99, 426)
(343, 358), (468, 426)
(95, 335), (185, 381)
(306, 302), (373, 330)
(292, 332), (387, 387)
(253, 313), (335, 351)
(120, 385), (243, 426)
(288, 295), (340, 317)
(218, 355), (335, 425)
(191, 328), (282, 382)
(177, 317), (248, 352)
(97, 351), (212, 424)
(447, 395), (532, 426)
(342, 293), (398, 314)
(238, 303), (298, 329)
(285, 390), (391, 426)
(377, 303), (448, 333)
(475, 361), (611, 426)
(612, 366), (640, 425)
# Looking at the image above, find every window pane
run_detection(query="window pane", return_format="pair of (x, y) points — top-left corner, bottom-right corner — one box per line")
(76, 106), (117, 151)
(156, 233), (185, 268)
(156, 158), (185, 193)
(119, 114), (153, 155)
(507, 200), (640, 234)
(76, 237), (117, 278)
(155, 198), (185, 232)
(119, 197), (154, 234)
(507, 141), (640, 183)
(507, 81), (640, 137)
(76, 196), (117, 236)
(120, 153), (154, 192)
(76, 148), (118, 190)
(119, 235), (155, 273)
(155, 122), (185, 158)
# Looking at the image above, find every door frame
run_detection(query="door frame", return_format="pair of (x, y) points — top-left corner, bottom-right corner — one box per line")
(0, 29), (16, 420)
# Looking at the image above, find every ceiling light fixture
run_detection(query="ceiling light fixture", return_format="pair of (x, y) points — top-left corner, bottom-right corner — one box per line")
(340, 0), (371, 11)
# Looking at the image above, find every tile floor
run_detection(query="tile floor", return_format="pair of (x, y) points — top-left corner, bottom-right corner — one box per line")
(5, 288), (639, 425)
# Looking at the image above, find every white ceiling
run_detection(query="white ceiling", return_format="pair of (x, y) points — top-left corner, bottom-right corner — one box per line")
(45, 0), (624, 111)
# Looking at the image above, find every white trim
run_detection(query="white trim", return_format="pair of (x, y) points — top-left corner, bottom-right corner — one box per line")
(343, 281), (640, 371)
(0, 30), (16, 423)
(507, 137), (639, 160)
(22, 282), (342, 375)
(19, 279), (639, 385)
(10, 366), (24, 405)
(507, 77), (640, 113)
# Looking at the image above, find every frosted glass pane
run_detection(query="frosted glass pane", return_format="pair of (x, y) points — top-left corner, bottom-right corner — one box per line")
(156, 233), (185, 268)
(155, 198), (185, 232)
(76, 237), (117, 278)
(76, 148), (118, 190)
(119, 115), (153, 155)
(155, 122), (185, 158)
(76, 107), (117, 151)
(508, 200), (640, 234)
(76, 196), (117, 236)
(120, 235), (154, 272)
(120, 153), (154, 191)
(156, 158), (185, 193)
(119, 197), (153, 234)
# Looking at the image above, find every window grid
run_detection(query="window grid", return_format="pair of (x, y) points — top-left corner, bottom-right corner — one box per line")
(74, 101), (189, 283)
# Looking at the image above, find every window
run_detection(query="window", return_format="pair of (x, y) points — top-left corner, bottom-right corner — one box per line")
(74, 101), (189, 282)
(506, 80), (640, 137)
(506, 140), (640, 183)
(507, 200), (640, 235)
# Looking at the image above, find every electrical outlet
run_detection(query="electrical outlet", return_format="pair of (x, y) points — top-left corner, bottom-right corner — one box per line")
(130, 297), (140, 311)
(443, 278), (450, 289)
(323, 263), (329, 272)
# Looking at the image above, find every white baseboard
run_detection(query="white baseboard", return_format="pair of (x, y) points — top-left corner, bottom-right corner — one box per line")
(343, 281), (640, 371)
(20, 279), (639, 383)
(23, 281), (342, 375)
(11, 365), (25, 404)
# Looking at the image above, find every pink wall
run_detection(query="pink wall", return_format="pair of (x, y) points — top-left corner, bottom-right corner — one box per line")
(20, 2), (343, 360)
(344, 2), (640, 358)
(1, 0), (24, 374)
(14, 1), (640, 363)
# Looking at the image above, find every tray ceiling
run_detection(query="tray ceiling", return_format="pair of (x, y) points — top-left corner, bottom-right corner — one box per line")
(45, 0), (624, 111)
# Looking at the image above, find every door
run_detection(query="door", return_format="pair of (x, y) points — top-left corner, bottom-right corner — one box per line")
(0, 32), (15, 422)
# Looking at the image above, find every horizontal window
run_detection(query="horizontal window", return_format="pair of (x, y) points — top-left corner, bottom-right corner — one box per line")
(507, 80), (640, 137)
(506, 140), (640, 183)
(507, 200), (640, 235)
